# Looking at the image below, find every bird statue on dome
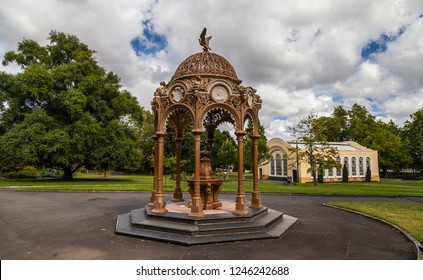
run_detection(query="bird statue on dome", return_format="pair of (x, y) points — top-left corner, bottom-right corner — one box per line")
(199, 28), (212, 51)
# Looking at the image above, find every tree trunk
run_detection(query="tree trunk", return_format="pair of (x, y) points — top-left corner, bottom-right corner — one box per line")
(62, 166), (74, 180)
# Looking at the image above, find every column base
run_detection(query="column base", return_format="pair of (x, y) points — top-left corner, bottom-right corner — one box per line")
(233, 194), (249, 216)
(148, 190), (156, 206)
(250, 191), (263, 208)
(188, 196), (205, 218)
(171, 187), (184, 202)
(151, 194), (167, 214)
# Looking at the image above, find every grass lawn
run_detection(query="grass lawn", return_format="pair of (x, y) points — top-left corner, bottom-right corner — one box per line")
(1, 173), (423, 197)
(326, 201), (423, 242)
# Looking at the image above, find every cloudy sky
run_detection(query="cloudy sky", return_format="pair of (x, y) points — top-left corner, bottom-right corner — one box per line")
(1, 0), (423, 139)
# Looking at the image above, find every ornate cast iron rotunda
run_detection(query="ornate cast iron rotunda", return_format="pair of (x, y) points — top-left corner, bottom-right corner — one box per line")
(116, 29), (297, 245)
(150, 28), (263, 217)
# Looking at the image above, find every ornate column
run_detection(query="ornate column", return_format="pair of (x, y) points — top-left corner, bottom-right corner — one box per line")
(151, 132), (167, 214)
(172, 137), (184, 202)
(207, 137), (214, 164)
(234, 131), (249, 215)
(250, 135), (262, 208)
(149, 135), (158, 206)
(189, 130), (205, 217)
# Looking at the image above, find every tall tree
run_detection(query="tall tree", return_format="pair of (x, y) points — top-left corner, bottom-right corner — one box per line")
(0, 31), (144, 179)
(365, 121), (411, 177)
(315, 105), (349, 142)
(346, 103), (376, 144)
(403, 107), (423, 175)
(290, 112), (340, 185)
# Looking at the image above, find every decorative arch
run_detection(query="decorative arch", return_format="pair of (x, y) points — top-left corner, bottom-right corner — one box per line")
(199, 103), (241, 131)
(160, 104), (195, 133)
(244, 109), (260, 136)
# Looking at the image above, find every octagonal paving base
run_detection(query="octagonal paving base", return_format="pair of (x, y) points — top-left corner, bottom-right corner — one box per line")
(115, 200), (297, 245)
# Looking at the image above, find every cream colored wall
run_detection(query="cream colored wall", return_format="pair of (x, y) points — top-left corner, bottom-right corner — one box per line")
(260, 138), (380, 183)
(297, 148), (380, 183)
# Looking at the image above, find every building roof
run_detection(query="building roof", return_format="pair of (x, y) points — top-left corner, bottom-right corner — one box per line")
(282, 139), (374, 151)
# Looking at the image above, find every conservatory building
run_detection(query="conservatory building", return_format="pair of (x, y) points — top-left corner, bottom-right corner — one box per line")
(259, 138), (380, 183)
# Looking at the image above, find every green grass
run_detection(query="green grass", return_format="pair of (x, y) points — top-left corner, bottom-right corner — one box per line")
(1, 173), (423, 197)
(326, 201), (423, 241)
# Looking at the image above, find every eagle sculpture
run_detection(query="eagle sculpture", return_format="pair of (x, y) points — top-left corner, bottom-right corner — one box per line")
(199, 28), (212, 51)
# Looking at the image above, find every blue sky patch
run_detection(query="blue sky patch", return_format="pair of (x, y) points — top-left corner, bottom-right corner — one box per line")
(361, 27), (405, 60)
(131, 20), (167, 56)
(332, 95), (344, 103)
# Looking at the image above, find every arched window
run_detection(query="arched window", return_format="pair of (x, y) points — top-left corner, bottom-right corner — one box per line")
(336, 157), (342, 177)
(283, 155), (288, 176)
(359, 157), (364, 176)
(275, 154), (282, 176)
(351, 157), (357, 176)
(366, 157), (371, 170)
(270, 151), (288, 177)
(270, 155), (275, 175)
(343, 157), (349, 176)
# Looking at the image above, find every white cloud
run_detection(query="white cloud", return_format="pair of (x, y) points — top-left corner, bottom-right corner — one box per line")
(1, 0), (423, 138)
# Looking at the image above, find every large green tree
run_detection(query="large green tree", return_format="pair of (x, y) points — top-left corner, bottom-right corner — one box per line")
(0, 31), (144, 179)
(403, 107), (423, 176)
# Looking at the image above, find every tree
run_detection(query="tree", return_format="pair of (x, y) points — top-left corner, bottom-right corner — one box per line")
(403, 107), (423, 176)
(315, 105), (349, 142)
(217, 138), (237, 171)
(366, 121), (411, 177)
(346, 103), (376, 144)
(342, 164), (349, 182)
(0, 31), (144, 179)
(137, 109), (155, 174)
(212, 130), (235, 170)
(365, 165), (371, 182)
(290, 112), (340, 185)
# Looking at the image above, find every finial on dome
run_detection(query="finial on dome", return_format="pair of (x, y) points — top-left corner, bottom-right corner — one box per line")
(199, 28), (212, 51)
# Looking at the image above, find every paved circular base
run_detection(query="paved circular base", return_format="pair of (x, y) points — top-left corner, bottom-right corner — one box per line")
(116, 200), (298, 245)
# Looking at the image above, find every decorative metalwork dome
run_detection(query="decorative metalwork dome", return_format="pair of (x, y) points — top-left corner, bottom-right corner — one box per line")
(172, 50), (239, 82)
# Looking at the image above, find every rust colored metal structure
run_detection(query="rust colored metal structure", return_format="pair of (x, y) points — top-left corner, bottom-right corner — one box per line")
(116, 29), (297, 245)
(150, 28), (263, 217)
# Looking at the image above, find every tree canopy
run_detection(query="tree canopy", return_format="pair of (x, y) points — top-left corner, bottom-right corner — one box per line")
(290, 112), (340, 185)
(0, 31), (144, 179)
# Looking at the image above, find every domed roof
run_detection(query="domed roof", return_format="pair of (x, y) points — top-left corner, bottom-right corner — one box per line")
(172, 50), (239, 82)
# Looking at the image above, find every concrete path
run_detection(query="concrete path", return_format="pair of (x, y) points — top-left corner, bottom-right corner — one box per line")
(0, 189), (419, 260)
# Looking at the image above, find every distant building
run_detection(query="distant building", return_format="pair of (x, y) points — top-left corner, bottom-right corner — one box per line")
(259, 138), (380, 183)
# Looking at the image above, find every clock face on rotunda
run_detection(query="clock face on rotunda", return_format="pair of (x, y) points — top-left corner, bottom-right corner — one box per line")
(211, 85), (228, 102)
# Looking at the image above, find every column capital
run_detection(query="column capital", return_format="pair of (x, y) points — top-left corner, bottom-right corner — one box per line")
(192, 129), (204, 135)
(234, 130), (246, 137)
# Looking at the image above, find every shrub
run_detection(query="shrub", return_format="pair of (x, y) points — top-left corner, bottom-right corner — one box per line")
(365, 165), (372, 182)
(342, 164), (349, 183)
